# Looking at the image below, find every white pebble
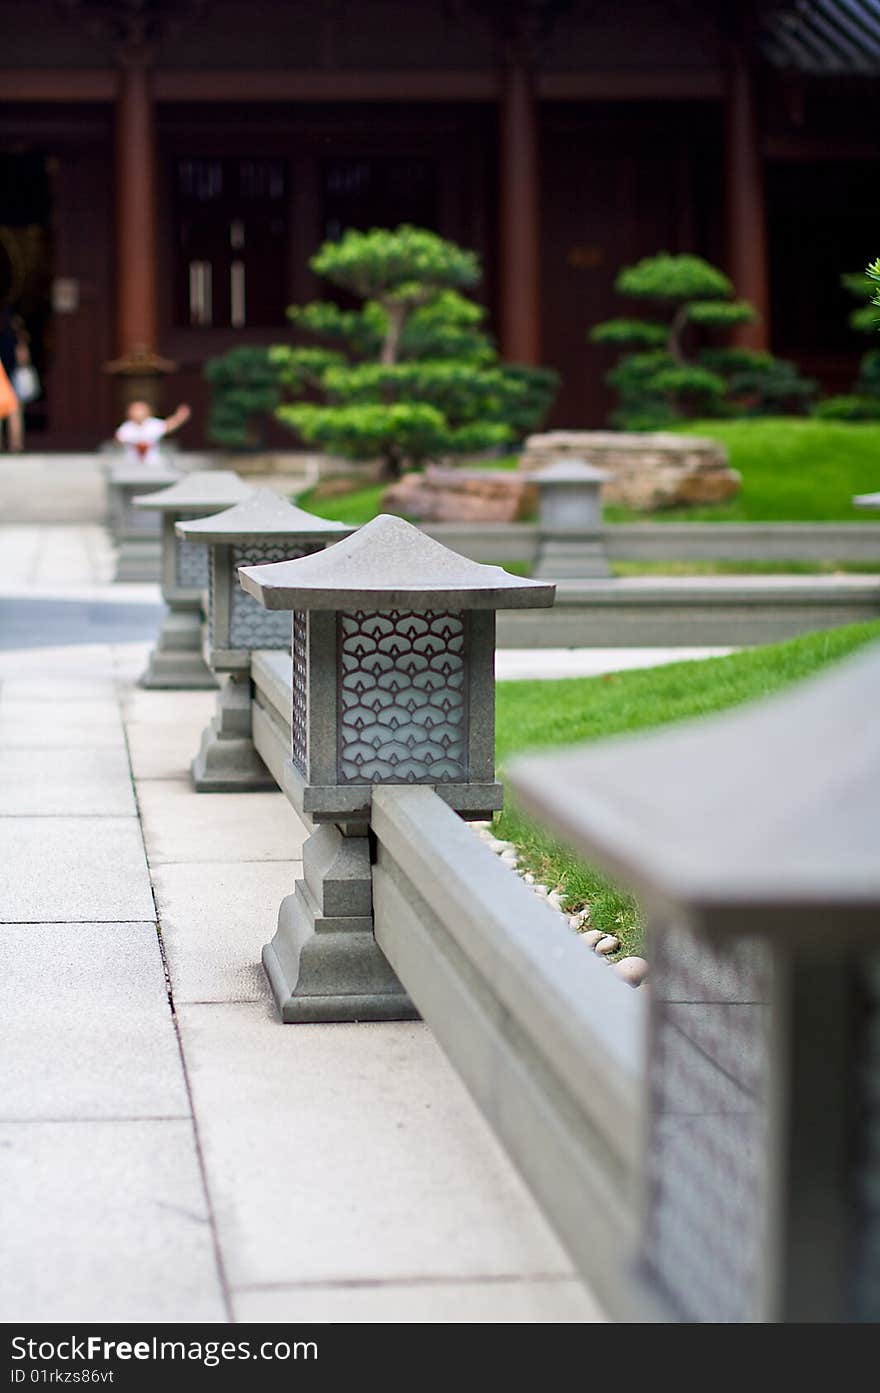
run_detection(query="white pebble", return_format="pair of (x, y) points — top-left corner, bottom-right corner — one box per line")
(500, 849), (518, 863)
(533, 884), (550, 898)
(613, 957), (648, 987)
(471, 821), (492, 830)
(569, 909), (590, 929)
(523, 873), (535, 885)
(582, 929), (603, 947)
(595, 935), (619, 956)
(488, 838), (514, 854)
(546, 891), (565, 911)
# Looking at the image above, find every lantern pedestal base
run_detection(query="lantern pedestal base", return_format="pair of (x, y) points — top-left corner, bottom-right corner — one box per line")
(140, 607), (217, 690)
(263, 823), (418, 1023)
(534, 532), (610, 580)
(115, 538), (162, 583)
(192, 674), (275, 792)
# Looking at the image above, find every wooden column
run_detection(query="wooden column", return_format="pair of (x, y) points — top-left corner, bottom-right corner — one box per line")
(115, 53), (158, 357)
(725, 46), (770, 351)
(499, 61), (541, 365)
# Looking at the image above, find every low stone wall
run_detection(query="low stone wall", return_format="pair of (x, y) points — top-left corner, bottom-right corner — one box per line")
(520, 430), (741, 510)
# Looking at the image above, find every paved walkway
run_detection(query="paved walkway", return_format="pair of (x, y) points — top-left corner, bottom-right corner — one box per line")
(0, 468), (732, 1324)
(0, 508), (612, 1322)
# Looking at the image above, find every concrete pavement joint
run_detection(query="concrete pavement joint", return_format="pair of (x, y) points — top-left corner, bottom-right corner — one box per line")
(120, 711), (236, 1324)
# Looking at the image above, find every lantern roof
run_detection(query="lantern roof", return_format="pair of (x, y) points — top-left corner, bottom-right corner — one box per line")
(109, 461), (181, 488)
(509, 642), (880, 938)
(528, 458), (610, 485)
(239, 512), (556, 611)
(174, 488), (350, 543)
(132, 470), (253, 511)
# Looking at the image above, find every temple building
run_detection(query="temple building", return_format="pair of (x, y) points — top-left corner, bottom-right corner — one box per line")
(1, 0), (879, 447)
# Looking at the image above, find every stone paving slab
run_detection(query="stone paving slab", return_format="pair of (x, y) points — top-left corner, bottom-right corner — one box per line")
(0, 699), (126, 748)
(1, 922), (189, 1121)
(176, 1006), (577, 1291)
(232, 1277), (603, 1323)
(0, 747), (137, 816)
(0, 816), (155, 921)
(0, 1119), (226, 1322)
(152, 860), (301, 1003)
(138, 781), (306, 864)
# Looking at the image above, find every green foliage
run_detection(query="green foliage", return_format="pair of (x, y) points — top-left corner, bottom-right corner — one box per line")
(649, 364), (726, 401)
(715, 350), (817, 415)
(686, 299), (756, 328)
(310, 224), (479, 307)
(592, 251), (813, 429)
(273, 225), (557, 475)
(814, 261), (880, 416)
(280, 402), (452, 465)
(589, 318), (668, 348)
(202, 345), (281, 450)
(615, 252), (731, 302)
(813, 394), (880, 421)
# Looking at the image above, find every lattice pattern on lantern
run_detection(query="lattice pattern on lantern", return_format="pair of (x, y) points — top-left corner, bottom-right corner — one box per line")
(176, 513), (210, 589)
(641, 923), (771, 1323)
(337, 609), (468, 784)
(291, 610), (308, 775)
(230, 543), (320, 649)
(852, 951), (880, 1321)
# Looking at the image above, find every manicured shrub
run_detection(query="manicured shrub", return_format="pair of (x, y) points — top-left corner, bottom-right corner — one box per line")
(203, 345), (281, 450)
(273, 225), (558, 477)
(814, 262), (880, 420)
(590, 252), (814, 429)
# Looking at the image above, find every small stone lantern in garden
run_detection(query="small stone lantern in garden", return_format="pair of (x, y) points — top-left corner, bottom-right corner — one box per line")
(175, 489), (349, 791)
(239, 512), (555, 1022)
(528, 457), (611, 578)
(510, 642), (880, 1323)
(107, 459), (180, 582)
(133, 470), (252, 688)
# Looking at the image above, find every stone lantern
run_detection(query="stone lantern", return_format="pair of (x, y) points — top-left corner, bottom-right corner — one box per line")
(133, 470), (252, 688)
(528, 457), (611, 578)
(107, 459), (180, 582)
(509, 642), (880, 1323)
(239, 512), (556, 1022)
(175, 489), (349, 791)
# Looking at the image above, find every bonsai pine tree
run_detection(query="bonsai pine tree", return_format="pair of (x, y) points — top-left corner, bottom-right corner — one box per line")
(590, 252), (814, 428)
(203, 345), (281, 450)
(814, 264), (880, 420)
(270, 225), (557, 478)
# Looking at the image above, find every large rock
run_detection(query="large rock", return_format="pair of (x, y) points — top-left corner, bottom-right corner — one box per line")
(383, 465), (537, 523)
(520, 431), (741, 511)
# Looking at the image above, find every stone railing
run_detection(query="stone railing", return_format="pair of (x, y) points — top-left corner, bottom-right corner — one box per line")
(129, 488), (880, 1320)
(230, 510), (880, 1322)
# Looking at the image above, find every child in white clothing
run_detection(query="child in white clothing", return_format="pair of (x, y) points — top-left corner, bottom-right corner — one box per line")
(115, 399), (191, 466)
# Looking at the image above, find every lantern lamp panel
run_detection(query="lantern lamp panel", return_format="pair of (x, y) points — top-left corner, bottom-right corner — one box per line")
(337, 609), (469, 785)
(229, 542), (321, 649)
(292, 609), (309, 775)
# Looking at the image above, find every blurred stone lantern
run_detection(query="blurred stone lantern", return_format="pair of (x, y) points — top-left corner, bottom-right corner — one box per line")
(239, 512), (556, 1022)
(107, 459), (180, 582)
(133, 470), (252, 688)
(175, 488), (349, 791)
(510, 642), (880, 1323)
(528, 457), (611, 578)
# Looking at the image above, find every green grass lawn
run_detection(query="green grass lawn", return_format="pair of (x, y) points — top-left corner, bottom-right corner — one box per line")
(605, 418), (880, 523)
(494, 617), (880, 957)
(297, 419), (880, 528)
